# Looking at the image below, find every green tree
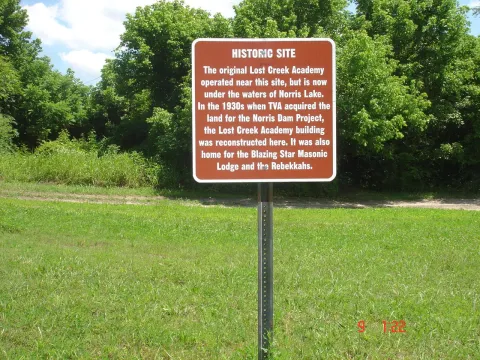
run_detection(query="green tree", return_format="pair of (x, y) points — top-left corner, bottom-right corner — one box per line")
(0, 0), (42, 70)
(355, 0), (470, 118)
(0, 0), (28, 55)
(146, 74), (193, 186)
(233, 0), (351, 38)
(0, 54), (20, 113)
(444, 34), (480, 188)
(0, 114), (17, 152)
(0, 54), (20, 151)
(11, 57), (90, 147)
(337, 31), (430, 153)
(0, 0), (90, 147)
(84, 60), (127, 140)
(114, 0), (232, 113)
(97, 0), (232, 159)
(352, 0), (478, 188)
(233, 0), (431, 189)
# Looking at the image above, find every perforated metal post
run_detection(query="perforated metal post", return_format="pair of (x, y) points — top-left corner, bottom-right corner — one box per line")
(258, 182), (273, 359)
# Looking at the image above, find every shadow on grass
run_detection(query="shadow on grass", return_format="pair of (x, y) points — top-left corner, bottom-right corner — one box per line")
(154, 183), (479, 203)
(158, 191), (480, 210)
(1, 180), (478, 210)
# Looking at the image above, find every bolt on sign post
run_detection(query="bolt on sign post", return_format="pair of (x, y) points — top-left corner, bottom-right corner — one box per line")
(192, 38), (336, 359)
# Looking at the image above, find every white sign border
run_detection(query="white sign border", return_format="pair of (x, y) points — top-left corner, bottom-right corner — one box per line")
(191, 38), (336, 183)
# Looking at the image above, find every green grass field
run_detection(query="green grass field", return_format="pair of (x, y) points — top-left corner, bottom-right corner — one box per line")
(0, 188), (479, 359)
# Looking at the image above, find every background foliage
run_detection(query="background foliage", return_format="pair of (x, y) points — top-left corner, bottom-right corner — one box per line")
(0, 0), (479, 192)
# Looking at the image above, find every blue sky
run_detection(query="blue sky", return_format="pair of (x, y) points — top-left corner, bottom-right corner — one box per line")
(20, 0), (479, 85)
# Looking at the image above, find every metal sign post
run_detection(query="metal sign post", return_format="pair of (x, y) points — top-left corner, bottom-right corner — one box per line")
(258, 182), (273, 359)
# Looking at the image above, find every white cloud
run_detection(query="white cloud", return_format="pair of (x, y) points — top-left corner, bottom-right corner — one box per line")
(24, 0), (144, 52)
(24, 0), (239, 52)
(23, 0), (240, 83)
(22, 3), (72, 46)
(468, 0), (480, 6)
(60, 50), (114, 80)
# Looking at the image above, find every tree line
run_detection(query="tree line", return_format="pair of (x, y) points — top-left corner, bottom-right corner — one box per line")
(1, 0), (479, 192)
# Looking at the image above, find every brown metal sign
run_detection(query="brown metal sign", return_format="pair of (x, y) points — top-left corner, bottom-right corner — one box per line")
(192, 38), (336, 183)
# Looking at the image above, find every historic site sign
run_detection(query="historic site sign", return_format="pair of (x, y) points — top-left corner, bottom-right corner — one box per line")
(192, 38), (336, 183)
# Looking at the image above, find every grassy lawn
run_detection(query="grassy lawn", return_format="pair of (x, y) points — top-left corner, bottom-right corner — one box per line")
(0, 192), (479, 358)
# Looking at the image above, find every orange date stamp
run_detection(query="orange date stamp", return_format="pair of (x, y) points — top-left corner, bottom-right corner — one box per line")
(357, 320), (406, 333)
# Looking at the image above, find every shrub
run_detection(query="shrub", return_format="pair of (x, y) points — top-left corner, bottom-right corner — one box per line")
(0, 131), (159, 187)
(0, 114), (18, 153)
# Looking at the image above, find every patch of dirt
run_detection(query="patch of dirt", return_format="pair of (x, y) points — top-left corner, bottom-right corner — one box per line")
(195, 197), (480, 210)
(0, 190), (166, 205)
(0, 189), (479, 210)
